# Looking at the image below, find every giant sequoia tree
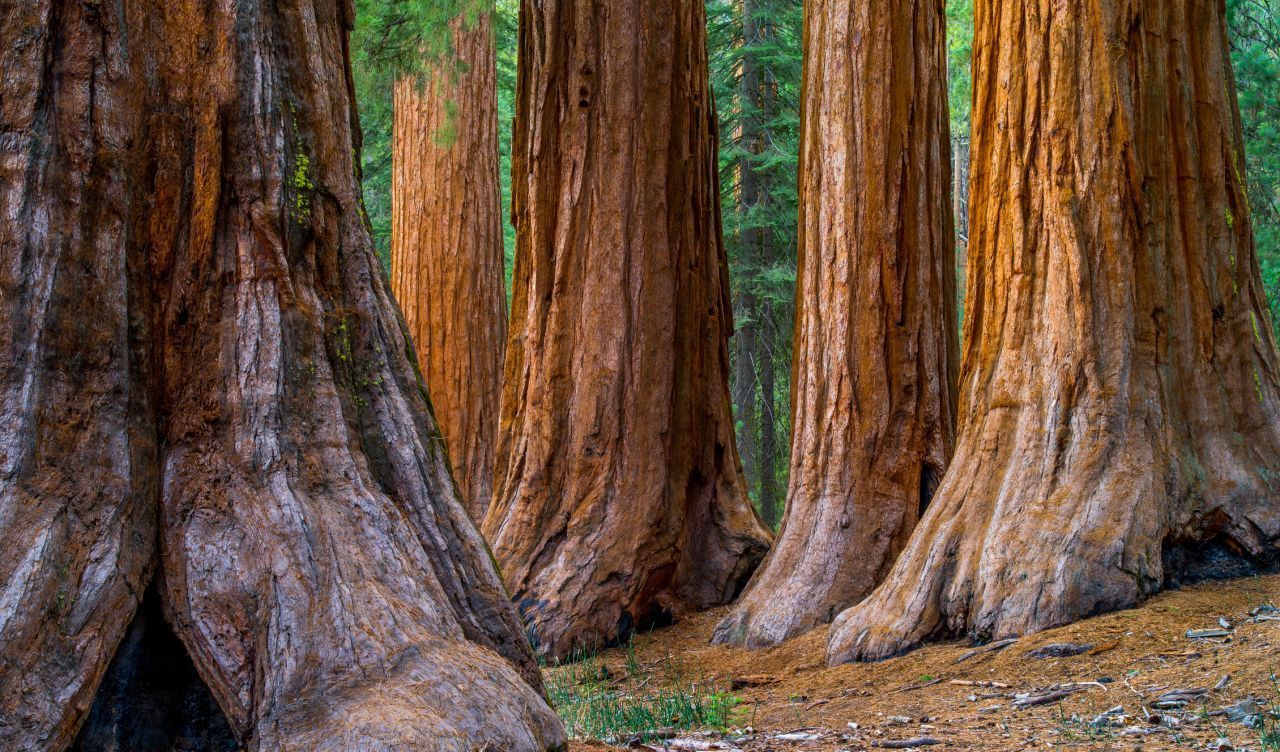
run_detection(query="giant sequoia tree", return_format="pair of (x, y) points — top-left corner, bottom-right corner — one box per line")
(714, 0), (958, 650)
(390, 12), (507, 520)
(484, 0), (773, 659)
(0, 1), (564, 749)
(828, 0), (1280, 664)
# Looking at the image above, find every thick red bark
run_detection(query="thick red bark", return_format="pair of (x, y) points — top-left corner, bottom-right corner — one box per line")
(485, 0), (773, 659)
(828, 0), (1280, 665)
(714, 0), (958, 649)
(0, 1), (564, 749)
(391, 14), (507, 520)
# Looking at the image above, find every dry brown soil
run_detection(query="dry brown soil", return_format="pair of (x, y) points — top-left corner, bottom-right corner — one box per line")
(559, 575), (1280, 751)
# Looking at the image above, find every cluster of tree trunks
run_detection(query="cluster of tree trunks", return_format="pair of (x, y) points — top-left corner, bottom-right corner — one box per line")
(828, 0), (1280, 664)
(4, 0), (1280, 746)
(0, 1), (564, 749)
(714, 0), (959, 650)
(390, 12), (507, 521)
(484, 0), (773, 660)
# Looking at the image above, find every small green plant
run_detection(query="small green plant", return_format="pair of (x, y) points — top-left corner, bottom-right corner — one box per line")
(543, 648), (743, 742)
(1260, 673), (1280, 752)
(623, 635), (642, 679)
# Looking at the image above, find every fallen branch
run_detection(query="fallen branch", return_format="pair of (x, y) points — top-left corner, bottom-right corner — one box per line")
(1012, 689), (1082, 709)
(897, 677), (944, 693)
(954, 638), (1018, 663)
(873, 738), (942, 749)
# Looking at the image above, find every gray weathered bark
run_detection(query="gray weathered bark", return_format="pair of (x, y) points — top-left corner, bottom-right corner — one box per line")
(0, 1), (565, 749)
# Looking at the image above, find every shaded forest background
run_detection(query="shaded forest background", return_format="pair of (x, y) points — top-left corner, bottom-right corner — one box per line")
(352, 0), (1280, 522)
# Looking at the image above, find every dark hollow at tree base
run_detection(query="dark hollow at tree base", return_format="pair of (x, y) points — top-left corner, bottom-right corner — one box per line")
(71, 584), (236, 752)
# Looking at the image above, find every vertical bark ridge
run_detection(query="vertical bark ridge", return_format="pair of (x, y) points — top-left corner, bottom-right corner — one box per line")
(390, 14), (507, 521)
(0, 2), (157, 748)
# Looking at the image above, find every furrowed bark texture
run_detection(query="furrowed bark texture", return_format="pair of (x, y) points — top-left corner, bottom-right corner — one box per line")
(713, 0), (958, 650)
(0, 1), (565, 749)
(390, 14), (507, 520)
(485, 0), (773, 659)
(828, 0), (1280, 665)
(0, 2), (158, 747)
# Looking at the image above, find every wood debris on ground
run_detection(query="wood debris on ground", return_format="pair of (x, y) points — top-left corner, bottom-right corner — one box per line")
(564, 575), (1280, 751)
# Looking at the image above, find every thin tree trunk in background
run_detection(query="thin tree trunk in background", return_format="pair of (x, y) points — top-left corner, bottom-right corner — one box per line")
(953, 135), (969, 322)
(951, 135), (969, 247)
(753, 22), (783, 528)
(486, 0), (773, 660)
(733, 313), (759, 491)
(829, 0), (1280, 665)
(0, 2), (564, 749)
(757, 317), (781, 527)
(734, 0), (763, 499)
(715, 0), (958, 650)
(391, 14), (507, 521)
(735, 0), (786, 525)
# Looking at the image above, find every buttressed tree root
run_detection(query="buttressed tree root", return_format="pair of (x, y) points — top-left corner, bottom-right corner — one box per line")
(713, 0), (959, 650)
(485, 0), (773, 660)
(827, 0), (1280, 666)
(0, 1), (565, 749)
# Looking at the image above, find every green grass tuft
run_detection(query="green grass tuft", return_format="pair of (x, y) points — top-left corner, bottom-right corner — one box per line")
(1261, 673), (1280, 751)
(543, 646), (743, 742)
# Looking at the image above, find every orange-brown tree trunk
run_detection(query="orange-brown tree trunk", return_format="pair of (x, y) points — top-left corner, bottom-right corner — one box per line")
(713, 0), (958, 650)
(391, 14), (507, 520)
(484, 0), (773, 660)
(0, 1), (564, 749)
(829, 0), (1280, 665)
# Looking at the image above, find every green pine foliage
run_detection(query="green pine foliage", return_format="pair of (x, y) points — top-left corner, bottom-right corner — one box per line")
(352, 0), (494, 269)
(495, 0), (518, 290)
(1229, 0), (1280, 339)
(707, 0), (802, 517)
(946, 0), (974, 135)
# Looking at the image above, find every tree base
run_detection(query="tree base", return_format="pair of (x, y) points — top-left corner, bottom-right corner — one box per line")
(827, 440), (1280, 665)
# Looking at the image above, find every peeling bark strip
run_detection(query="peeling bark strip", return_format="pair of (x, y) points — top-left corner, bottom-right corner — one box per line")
(828, 0), (1280, 665)
(391, 13), (507, 521)
(713, 0), (959, 650)
(0, 1), (565, 750)
(486, 0), (773, 659)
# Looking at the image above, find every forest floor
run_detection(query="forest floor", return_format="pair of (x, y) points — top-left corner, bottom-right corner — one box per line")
(551, 574), (1280, 751)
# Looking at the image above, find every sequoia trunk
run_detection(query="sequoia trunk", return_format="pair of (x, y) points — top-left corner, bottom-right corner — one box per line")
(390, 14), (507, 520)
(0, 1), (564, 749)
(828, 0), (1280, 664)
(713, 0), (958, 649)
(485, 0), (773, 659)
